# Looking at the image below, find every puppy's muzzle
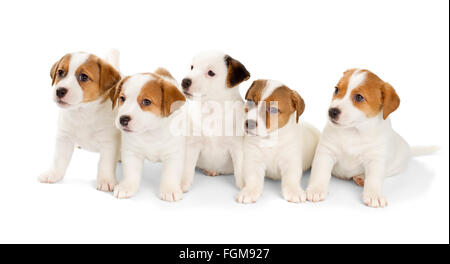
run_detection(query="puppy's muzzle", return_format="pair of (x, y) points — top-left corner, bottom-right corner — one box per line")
(245, 119), (257, 130)
(119, 115), (131, 127)
(328, 107), (341, 120)
(56, 87), (68, 99)
(181, 78), (192, 94)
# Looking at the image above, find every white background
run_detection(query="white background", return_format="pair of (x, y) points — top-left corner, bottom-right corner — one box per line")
(0, 0), (448, 243)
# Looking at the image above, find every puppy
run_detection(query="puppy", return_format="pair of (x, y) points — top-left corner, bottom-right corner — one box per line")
(236, 80), (320, 203)
(112, 69), (186, 201)
(39, 51), (122, 191)
(306, 69), (438, 208)
(180, 51), (250, 191)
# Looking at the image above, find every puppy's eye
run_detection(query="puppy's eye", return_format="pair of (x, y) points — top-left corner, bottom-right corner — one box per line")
(354, 94), (365, 102)
(79, 73), (89, 82)
(334, 87), (339, 95)
(119, 96), (126, 103)
(57, 69), (65, 77)
(268, 107), (279, 114)
(141, 99), (152, 106)
(208, 70), (215, 77)
(190, 65), (194, 70)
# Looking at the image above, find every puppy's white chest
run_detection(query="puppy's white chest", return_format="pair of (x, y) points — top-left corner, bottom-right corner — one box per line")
(331, 131), (369, 179)
(196, 136), (233, 173)
(59, 107), (117, 152)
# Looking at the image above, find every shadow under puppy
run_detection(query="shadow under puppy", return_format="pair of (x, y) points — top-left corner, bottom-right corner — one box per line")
(39, 51), (122, 191)
(237, 80), (320, 203)
(112, 69), (186, 201)
(306, 69), (439, 208)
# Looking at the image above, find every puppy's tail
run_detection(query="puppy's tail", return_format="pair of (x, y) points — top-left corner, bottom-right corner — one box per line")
(411, 145), (440, 157)
(105, 49), (120, 71)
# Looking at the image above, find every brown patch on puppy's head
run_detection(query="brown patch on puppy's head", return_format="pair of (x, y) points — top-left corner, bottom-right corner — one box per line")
(333, 68), (358, 100)
(244, 80), (306, 133)
(265, 86), (305, 131)
(245, 79), (267, 104)
(224, 55), (250, 88)
(50, 54), (71, 86)
(76, 55), (121, 102)
(334, 69), (400, 120)
(111, 76), (131, 108)
(137, 77), (186, 117)
(350, 70), (400, 119)
(51, 53), (121, 104)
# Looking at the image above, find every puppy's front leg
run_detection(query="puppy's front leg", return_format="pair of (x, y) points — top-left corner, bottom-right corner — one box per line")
(114, 150), (144, 199)
(306, 148), (335, 202)
(160, 156), (184, 202)
(236, 158), (265, 204)
(229, 141), (244, 189)
(181, 143), (200, 193)
(96, 143), (119, 192)
(280, 159), (305, 203)
(38, 134), (74, 183)
(362, 160), (387, 208)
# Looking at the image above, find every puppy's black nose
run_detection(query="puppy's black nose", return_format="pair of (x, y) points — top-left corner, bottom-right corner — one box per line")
(245, 120), (257, 130)
(328, 107), (341, 119)
(56, 87), (68, 98)
(181, 78), (192, 90)
(119, 115), (131, 126)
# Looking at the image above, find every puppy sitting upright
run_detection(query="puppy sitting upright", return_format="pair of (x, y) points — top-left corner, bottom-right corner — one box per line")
(39, 51), (121, 191)
(236, 80), (320, 203)
(180, 51), (250, 191)
(112, 69), (186, 201)
(306, 69), (438, 208)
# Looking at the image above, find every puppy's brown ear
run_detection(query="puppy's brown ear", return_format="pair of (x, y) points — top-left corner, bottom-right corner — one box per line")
(381, 82), (400, 119)
(225, 55), (250, 88)
(245, 79), (266, 100)
(291, 90), (305, 123)
(161, 80), (186, 117)
(155, 67), (175, 80)
(110, 76), (129, 109)
(98, 58), (121, 95)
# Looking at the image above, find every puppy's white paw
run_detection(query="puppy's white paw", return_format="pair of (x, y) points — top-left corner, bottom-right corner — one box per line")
(236, 188), (262, 204)
(113, 182), (139, 199)
(282, 186), (306, 203)
(306, 185), (328, 202)
(38, 170), (64, 183)
(159, 185), (183, 202)
(180, 178), (193, 193)
(96, 177), (118, 192)
(235, 176), (245, 190)
(363, 191), (388, 208)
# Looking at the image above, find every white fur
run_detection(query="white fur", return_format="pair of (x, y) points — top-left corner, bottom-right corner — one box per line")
(39, 51), (121, 192)
(237, 80), (320, 203)
(113, 74), (186, 202)
(181, 51), (247, 192)
(306, 69), (432, 208)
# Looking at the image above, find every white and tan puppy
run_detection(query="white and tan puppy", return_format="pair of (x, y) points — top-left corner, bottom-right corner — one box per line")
(39, 51), (122, 191)
(112, 69), (186, 201)
(236, 80), (320, 203)
(306, 69), (438, 208)
(180, 51), (250, 191)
